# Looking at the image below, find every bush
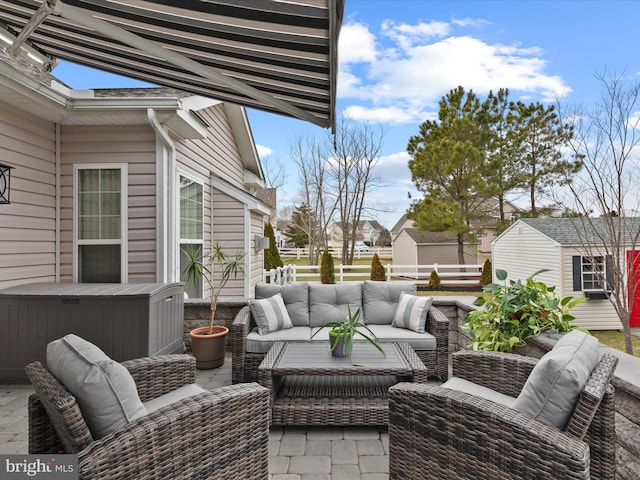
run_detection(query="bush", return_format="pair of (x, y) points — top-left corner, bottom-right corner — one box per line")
(464, 269), (586, 352)
(370, 253), (385, 281)
(428, 270), (441, 289)
(479, 258), (492, 286)
(263, 223), (283, 271)
(320, 250), (335, 284)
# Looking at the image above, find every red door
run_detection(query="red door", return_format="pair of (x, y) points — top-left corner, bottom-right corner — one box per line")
(627, 250), (640, 327)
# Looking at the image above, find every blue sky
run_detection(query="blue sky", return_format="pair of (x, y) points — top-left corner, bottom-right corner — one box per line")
(51, 1), (640, 229)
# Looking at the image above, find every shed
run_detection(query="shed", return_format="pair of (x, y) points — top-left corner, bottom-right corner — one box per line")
(392, 228), (478, 268)
(0, 282), (183, 383)
(493, 217), (640, 330)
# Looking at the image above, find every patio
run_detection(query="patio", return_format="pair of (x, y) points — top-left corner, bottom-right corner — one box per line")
(0, 352), (435, 480)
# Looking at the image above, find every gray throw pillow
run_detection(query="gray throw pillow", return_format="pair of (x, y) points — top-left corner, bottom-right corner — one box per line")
(512, 330), (599, 430)
(249, 293), (294, 335)
(46, 334), (147, 439)
(362, 281), (417, 325)
(255, 282), (310, 326)
(391, 292), (432, 333)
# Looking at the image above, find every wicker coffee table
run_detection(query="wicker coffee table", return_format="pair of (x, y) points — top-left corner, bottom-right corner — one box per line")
(257, 341), (427, 426)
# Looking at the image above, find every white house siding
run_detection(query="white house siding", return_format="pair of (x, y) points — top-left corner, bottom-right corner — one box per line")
(250, 211), (265, 293)
(493, 222), (561, 288)
(211, 188), (245, 298)
(561, 246), (622, 330)
(59, 125), (157, 282)
(0, 102), (57, 290)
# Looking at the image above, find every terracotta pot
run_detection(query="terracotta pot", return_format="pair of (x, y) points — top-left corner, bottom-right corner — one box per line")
(329, 331), (353, 357)
(190, 326), (229, 369)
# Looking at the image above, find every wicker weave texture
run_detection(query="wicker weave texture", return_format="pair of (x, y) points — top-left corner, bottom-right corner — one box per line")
(232, 302), (450, 383)
(388, 350), (618, 480)
(26, 354), (270, 480)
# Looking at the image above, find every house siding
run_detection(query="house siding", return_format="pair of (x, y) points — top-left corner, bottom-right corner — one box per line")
(250, 212), (265, 293)
(494, 221), (622, 330)
(417, 244), (477, 266)
(59, 125), (158, 283)
(391, 232), (417, 269)
(0, 102), (57, 290)
(211, 188), (245, 298)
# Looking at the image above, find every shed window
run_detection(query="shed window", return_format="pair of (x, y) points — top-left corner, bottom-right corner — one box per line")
(572, 255), (611, 299)
(75, 166), (126, 283)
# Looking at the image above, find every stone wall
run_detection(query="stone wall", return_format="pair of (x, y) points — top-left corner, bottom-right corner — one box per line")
(432, 298), (640, 480)
(183, 300), (245, 352)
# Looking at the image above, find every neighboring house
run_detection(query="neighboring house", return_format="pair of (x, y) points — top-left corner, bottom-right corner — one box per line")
(493, 217), (640, 330)
(390, 214), (414, 240)
(328, 220), (386, 247)
(472, 198), (520, 263)
(392, 228), (479, 268)
(0, 56), (270, 301)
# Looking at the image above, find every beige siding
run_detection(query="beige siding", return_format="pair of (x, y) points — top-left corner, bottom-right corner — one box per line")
(251, 212), (265, 294)
(561, 246), (622, 330)
(0, 102), (57, 290)
(59, 125), (157, 282)
(210, 188), (245, 298)
(417, 244), (477, 266)
(392, 232), (417, 267)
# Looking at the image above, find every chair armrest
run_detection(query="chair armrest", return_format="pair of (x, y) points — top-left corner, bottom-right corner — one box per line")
(78, 383), (270, 480)
(451, 350), (538, 398)
(389, 382), (589, 480)
(425, 306), (449, 378)
(122, 355), (196, 402)
(231, 306), (252, 383)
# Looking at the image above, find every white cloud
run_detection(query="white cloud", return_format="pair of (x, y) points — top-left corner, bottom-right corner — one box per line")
(339, 22), (378, 64)
(380, 151), (411, 166)
(255, 144), (273, 158)
(451, 17), (491, 28)
(337, 20), (571, 125)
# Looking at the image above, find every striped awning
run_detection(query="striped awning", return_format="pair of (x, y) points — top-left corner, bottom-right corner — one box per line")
(0, 0), (344, 129)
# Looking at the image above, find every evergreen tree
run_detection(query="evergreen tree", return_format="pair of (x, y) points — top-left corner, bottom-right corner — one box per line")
(370, 253), (385, 281)
(284, 203), (313, 247)
(320, 250), (335, 284)
(479, 258), (492, 286)
(263, 222), (283, 271)
(429, 270), (441, 289)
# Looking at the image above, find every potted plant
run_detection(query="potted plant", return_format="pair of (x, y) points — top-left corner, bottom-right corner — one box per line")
(183, 241), (245, 369)
(464, 268), (586, 352)
(311, 306), (386, 365)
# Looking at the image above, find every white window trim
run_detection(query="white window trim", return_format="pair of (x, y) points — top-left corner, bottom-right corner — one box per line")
(178, 170), (205, 296)
(73, 163), (128, 283)
(581, 255), (607, 292)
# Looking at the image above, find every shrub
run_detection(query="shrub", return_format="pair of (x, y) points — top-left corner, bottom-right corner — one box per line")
(464, 269), (586, 352)
(428, 270), (441, 289)
(263, 222), (283, 271)
(370, 253), (385, 281)
(320, 250), (335, 284)
(479, 258), (492, 286)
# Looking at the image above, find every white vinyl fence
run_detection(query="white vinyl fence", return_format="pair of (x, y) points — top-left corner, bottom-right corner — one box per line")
(264, 263), (484, 285)
(279, 247), (393, 259)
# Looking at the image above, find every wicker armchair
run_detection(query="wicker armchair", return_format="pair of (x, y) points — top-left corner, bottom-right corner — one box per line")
(389, 350), (618, 480)
(26, 354), (269, 480)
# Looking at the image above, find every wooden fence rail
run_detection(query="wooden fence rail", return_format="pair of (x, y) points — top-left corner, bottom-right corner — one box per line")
(263, 263), (484, 285)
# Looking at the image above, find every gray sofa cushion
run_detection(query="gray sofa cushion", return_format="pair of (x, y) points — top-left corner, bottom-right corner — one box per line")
(308, 283), (363, 327)
(328, 324), (437, 351)
(442, 377), (517, 408)
(246, 326), (313, 353)
(143, 384), (207, 413)
(255, 282), (310, 326)
(362, 281), (416, 325)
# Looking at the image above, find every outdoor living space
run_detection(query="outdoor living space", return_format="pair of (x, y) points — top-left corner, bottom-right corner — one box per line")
(0, 352), (429, 480)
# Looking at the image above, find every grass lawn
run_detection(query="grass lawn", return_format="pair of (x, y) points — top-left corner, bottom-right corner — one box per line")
(591, 330), (640, 358)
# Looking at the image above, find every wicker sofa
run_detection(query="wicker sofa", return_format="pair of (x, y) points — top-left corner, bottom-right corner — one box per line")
(231, 281), (449, 384)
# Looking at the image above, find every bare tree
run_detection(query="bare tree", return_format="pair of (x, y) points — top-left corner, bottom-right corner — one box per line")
(260, 154), (287, 190)
(558, 71), (640, 355)
(290, 134), (337, 265)
(330, 116), (386, 265)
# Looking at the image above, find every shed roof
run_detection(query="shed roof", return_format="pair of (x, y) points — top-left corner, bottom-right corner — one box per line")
(518, 217), (640, 245)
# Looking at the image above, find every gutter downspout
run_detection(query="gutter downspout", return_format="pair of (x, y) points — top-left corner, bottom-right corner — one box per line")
(55, 123), (60, 281)
(148, 108), (176, 283)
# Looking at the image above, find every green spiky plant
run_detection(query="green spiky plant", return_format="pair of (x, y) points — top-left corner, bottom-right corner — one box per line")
(311, 305), (385, 365)
(182, 241), (245, 335)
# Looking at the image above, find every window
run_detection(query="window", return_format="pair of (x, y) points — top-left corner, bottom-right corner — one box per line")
(179, 175), (204, 298)
(572, 255), (611, 299)
(75, 166), (126, 282)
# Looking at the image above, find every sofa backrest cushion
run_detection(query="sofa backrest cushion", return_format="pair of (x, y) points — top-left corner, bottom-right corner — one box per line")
(512, 330), (599, 430)
(255, 282), (310, 326)
(362, 281), (417, 324)
(309, 283), (363, 327)
(46, 334), (147, 440)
